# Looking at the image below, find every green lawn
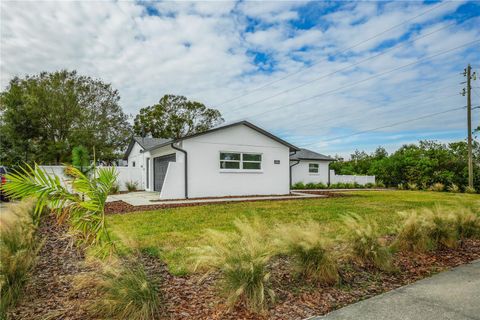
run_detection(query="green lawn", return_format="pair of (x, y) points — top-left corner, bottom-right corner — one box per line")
(107, 191), (479, 275)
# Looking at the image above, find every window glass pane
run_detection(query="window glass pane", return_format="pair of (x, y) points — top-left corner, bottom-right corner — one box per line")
(220, 152), (240, 161)
(309, 163), (319, 173)
(243, 162), (261, 170)
(243, 154), (261, 161)
(220, 161), (240, 169)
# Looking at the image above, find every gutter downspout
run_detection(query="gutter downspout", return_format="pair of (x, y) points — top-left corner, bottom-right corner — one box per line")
(171, 142), (188, 199)
(289, 151), (300, 188)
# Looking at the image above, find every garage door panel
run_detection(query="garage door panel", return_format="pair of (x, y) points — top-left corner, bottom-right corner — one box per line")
(153, 154), (176, 192)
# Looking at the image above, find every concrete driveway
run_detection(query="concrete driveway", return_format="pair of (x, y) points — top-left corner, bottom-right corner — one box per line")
(312, 259), (480, 320)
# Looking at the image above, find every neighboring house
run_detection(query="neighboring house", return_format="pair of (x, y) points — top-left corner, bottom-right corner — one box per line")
(124, 121), (299, 199)
(290, 148), (335, 185)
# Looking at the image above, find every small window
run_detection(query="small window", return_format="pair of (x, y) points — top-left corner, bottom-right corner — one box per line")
(309, 163), (319, 173)
(132, 161), (136, 167)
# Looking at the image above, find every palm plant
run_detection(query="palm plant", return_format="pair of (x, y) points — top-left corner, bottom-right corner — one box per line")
(2, 163), (117, 251)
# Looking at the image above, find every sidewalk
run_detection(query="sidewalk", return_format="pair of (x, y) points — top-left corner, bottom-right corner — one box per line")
(312, 260), (480, 320)
(107, 191), (324, 206)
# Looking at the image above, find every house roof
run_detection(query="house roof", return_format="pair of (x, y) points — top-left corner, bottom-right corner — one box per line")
(127, 121), (300, 154)
(123, 137), (171, 159)
(290, 148), (335, 161)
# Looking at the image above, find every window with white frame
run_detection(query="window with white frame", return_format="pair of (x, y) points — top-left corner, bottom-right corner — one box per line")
(220, 152), (262, 170)
(309, 163), (319, 173)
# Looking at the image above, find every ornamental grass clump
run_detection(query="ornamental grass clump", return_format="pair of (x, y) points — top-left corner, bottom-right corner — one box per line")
(125, 181), (138, 192)
(394, 207), (460, 253)
(191, 219), (275, 313)
(275, 222), (339, 285)
(447, 184), (460, 193)
(88, 259), (163, 320)
(454, 208), (480, 241)
(0, 199), (41, 317)
(342, 213), (392, 271)
(429, 183), (445, 192)
(394, 210), (436, 253)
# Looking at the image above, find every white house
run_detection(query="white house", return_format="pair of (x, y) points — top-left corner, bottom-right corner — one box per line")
(290, 148), (335, 185)
(124, 121), (300, 199)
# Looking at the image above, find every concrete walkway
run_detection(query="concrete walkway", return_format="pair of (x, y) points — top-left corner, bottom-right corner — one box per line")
(107, 191), (325, 206)
(312, 259), (480, 320)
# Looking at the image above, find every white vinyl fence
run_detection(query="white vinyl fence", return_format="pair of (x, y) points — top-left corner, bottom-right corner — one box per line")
(330, 170), (375, 185)
(40, 165), (144, 191)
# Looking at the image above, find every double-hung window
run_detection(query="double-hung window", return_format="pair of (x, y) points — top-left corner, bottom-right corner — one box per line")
(309, 163), (319, 173)
(220, 152), (262, 171)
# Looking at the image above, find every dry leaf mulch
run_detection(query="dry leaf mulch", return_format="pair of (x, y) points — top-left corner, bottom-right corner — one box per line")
(7, 217), (97, 320)
(7, 216), (480, 320)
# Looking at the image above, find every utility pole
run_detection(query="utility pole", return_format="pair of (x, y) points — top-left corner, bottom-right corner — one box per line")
(463, 64), (476, 188)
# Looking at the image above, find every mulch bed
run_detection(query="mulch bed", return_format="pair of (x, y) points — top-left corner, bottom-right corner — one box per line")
(105, 193), (341, 214)
(8, 217), (480, 320)
(7, 217), (97, 320)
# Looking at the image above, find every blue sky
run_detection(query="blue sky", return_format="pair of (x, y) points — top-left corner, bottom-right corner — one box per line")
(1, 0), (479, 158)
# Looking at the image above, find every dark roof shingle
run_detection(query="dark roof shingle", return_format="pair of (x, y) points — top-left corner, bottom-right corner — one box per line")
(133, 136), (171, 149)
(290, 148), (334, 161)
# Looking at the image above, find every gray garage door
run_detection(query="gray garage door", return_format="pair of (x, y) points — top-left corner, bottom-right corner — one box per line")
(153, 154), (176, 192)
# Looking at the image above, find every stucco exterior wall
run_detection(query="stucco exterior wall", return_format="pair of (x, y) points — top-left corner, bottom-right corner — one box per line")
(290, 160), (331, 185)
(127, 142), (144, 169)
(146, 145), (183, 195)
(182, 125), (291, 198)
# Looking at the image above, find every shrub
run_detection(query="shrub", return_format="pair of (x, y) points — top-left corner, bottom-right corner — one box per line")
(429, 183), (445, 192)
(375, 181), (386, 188)
(345, 183), (355, 189)
(407, 183), (418, 191)
(397, 183), (405, 190)
(191, 219), (275, 313)
(365, 182), (375, 188)
(353, 182), (364, 189)
(125, 181), (138, 192)
(315, 182), (327, 189)
(335, 183), (346, 189)
(305, 182), (317, 189)
(447, 184), (460, 193)
(292, 182), (305, 190)
(0, 199), (40, 317)
(342, 213), (392, 271)
(90, 260), (163, 320)
(275, 222), (338, 285)
(110, 183), (120, 195)
(465, 186), (477, 194)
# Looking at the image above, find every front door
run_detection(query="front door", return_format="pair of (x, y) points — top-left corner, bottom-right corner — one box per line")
(153, 154), (176, 192)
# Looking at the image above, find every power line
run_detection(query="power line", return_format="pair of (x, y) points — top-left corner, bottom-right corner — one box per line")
(303, 106), (466, 146)
(233, 39), (479, 122)
(216, 1), (449, 106)
(287, 89), (460, 134)
(224, 20), (459, 115)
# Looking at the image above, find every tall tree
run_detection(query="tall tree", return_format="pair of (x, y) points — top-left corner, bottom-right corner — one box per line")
(133, 94), (223, 139)
(0, 70), (131, 165)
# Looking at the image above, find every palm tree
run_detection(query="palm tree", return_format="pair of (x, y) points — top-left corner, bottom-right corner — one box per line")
(2, 163), (117, 251)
